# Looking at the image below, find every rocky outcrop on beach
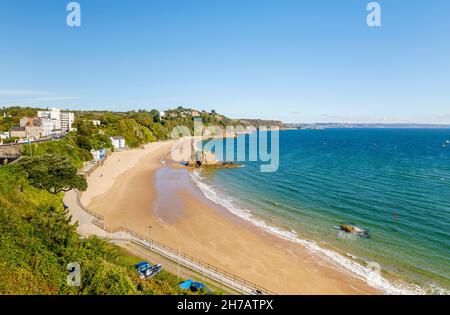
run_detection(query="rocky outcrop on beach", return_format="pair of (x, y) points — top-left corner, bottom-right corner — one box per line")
(186, 149), (239, 169)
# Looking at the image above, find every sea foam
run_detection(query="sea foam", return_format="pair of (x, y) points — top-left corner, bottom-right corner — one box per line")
(190, 170), (433, 295)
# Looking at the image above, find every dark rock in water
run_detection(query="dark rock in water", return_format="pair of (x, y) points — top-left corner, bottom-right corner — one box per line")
(339, 223), (369, 238)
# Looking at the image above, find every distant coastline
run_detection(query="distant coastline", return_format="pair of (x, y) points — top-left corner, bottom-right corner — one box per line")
(284, 123), (450, 129)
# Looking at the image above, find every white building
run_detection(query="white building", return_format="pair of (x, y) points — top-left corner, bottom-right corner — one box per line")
(91, 148), (107, 161)
(110, 136), (126, 149)
(37, 108), (74, 132)
(92, 120), (101, 126)
(61, 112), (75, 131)
(38, 108), (61, 130)
(40, 118), (54, 137)
(0, 132), (10, 139)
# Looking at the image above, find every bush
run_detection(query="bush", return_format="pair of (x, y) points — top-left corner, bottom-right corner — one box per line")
(0, 165), (210, 295)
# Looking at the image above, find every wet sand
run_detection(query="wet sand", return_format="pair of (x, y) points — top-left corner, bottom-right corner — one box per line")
(82, 139), (379, 294)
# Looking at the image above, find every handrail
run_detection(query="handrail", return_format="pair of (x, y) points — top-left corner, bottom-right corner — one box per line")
(75, 191), (104, 221)
(91, 219), (276, 295)
(0, 133), (67, 148)
(76, 157), (275, 295)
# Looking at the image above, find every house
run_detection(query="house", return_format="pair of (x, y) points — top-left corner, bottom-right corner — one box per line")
(10, 126), (26, 138)
(38, 108), (61, 130)
(191, 110), (200, 117)
(92, 120), (101, 126)
(25, 125), (43, 139)
(19, 117), (30, 127)
(0, 132), (10, 139)
(38, 108), (75, 132)
(17, 117), (44, 139)
(110, 136), (126, 149)
(91, 148), (107, 161)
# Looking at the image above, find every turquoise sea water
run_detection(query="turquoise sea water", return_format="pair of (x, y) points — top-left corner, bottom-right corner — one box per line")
(194, 129), (450, 294)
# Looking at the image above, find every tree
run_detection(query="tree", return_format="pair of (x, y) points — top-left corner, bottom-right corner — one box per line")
(18, 154), (87, 194)
(149, 109), (161, 123)
(76, 135), (92, 151)
(74, 119), (96, 137)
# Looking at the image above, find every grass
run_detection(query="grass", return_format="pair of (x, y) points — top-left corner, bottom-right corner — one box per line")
(117, 247), (225, 295)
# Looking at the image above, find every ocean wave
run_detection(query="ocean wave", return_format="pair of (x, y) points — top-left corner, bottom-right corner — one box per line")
(189, 170), (444, 295)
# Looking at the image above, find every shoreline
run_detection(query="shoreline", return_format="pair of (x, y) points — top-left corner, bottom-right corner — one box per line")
(189, 169), (428, 295)
(80, 138), (381, 294)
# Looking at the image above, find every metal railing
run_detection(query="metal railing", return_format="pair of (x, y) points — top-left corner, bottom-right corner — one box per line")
(0, 133), (67, 148)
(0, 152), (21, 158)
(75, 191), (104, 221)
(91, 219), (276, 295)
(77, 155), (275, 295)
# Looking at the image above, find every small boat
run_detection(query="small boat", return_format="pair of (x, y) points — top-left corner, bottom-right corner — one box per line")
(339, 223), (369, 238)
(179, 279), (211, 293)
(134, 261), (162, 279)
(144, 264), (162, 278)
(135, 261), (151, 273)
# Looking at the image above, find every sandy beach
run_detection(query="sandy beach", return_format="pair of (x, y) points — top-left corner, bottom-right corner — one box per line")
(81, 139), (379, 294)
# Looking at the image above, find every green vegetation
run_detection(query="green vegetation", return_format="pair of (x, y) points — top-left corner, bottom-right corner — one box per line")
(0, 160), (207, 295)
(0, 106), (39, 132)
(21, 133), (92, 168)
(1, 106), (243, 164)
(116, 249), (214, 295)
(72, 107), (241, 148)
(18, 154), (88, 194)
(0, 106), (244, 294)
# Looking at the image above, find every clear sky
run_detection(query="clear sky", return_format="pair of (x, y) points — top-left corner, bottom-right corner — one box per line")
(1, 0), (449, 123)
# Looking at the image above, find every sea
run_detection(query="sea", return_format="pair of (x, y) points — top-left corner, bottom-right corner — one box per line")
(192, 129), (450, 294)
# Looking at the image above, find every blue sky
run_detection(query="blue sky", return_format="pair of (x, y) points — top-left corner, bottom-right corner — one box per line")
(1, 0), (449, 123)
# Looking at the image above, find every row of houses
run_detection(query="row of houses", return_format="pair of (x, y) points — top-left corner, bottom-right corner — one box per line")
(162, 108), (211, 119)
(7, 108), (75, 140)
